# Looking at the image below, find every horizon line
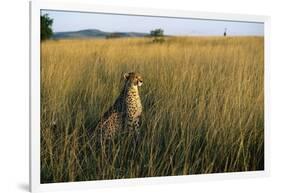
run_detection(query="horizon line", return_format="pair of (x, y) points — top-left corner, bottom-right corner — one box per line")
(53, 28), (264, 37)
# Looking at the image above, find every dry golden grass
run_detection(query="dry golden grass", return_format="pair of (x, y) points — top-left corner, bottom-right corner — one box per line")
(41, 36), (264, 183)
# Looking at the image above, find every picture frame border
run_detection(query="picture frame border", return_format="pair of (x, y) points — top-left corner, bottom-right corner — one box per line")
(29, 0), (270, 192)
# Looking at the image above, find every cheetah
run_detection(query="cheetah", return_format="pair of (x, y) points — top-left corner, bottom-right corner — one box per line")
(95, 72), (143, 140)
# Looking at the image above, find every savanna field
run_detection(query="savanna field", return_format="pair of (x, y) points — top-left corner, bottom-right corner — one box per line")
(40, 36), (264, 183)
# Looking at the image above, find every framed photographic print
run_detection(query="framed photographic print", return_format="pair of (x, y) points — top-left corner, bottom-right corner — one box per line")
(30, 0), (270, 192)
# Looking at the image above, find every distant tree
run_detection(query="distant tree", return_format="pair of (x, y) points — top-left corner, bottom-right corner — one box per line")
(150, 28), (165, 43)
(41, 14), (53, 40)
(224, 28), (227, 37)
(150, 28), (164, 37)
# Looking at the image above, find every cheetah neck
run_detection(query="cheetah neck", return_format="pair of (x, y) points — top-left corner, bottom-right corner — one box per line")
(122, 84), (141, 105)
(127, 85), (139, 95)
(127, 85), (142, 109)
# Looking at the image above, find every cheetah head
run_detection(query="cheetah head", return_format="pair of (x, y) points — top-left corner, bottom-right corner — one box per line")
(123, 72), (143, 87)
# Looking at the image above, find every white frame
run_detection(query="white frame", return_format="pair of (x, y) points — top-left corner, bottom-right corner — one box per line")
(29, 0), (271, 192)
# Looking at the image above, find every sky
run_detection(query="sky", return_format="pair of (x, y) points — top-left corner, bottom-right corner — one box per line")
(41, 10), (264, 36)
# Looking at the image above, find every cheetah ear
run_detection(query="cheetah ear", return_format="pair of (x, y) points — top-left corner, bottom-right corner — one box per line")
(123, 72), (130, 80)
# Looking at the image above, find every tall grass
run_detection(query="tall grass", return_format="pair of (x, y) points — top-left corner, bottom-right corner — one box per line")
(41, 36), (264, 183)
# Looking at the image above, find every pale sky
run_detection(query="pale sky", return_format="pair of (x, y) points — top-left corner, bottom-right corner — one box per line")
(41, 10), (264, 36)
